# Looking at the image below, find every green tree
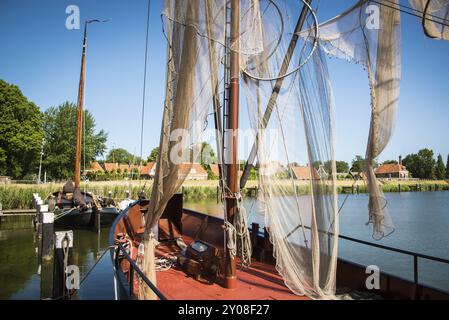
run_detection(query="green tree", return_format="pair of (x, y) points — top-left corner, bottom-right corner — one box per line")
(0, 80), (45, 178)
(446, 154), (449, 179)
(350, 155), (378, 172)
(43, 102), (107, 180)
(147, 147), (159, 162)
(382, 160), (398, 165)
(435, 154), (446, 180)
(402, 149), (436, 180)
(106, 148), (140, 164)
(350, 156), (365, 173)
(200, 142), (216, 167)
(336, 161), (349, 173)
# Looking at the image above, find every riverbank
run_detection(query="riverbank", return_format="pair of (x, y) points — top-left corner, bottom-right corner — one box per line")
(1, 179), (448, 210)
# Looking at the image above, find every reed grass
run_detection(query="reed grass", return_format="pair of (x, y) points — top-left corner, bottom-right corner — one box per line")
(1, 179), (448, 210)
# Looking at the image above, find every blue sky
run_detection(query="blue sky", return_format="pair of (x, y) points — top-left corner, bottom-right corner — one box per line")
(0, 0), (448, 164)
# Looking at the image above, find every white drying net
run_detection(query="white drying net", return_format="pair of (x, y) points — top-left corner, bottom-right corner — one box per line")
(409, 0), (449, 40)
(242, 1), (339, 299)
(308, 0), (401, 240)
(144, 0), (341, 300)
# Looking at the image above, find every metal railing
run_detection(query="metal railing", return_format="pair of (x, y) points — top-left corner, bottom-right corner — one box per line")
(112, 243), (167, 300)
(337, 233), (449, 286)
(250, 224), (449, 289)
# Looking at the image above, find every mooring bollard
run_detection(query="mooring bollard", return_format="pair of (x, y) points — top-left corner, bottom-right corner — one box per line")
(53, 231), (74, 300)
(94, 208), (101, 231)
(34, 196), (43, 231)
(40, 211), (54, 300)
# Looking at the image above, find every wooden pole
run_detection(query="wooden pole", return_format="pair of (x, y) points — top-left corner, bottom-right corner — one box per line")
(224, 0), (239, 289)
(40, 211), (54, 300)
(94, 207), (101, 231)
(74, 23), (88, 189)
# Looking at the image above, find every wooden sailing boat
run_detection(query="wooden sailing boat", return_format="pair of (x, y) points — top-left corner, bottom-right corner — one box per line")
(109, 0), (449, 300)
(50, 20), (118, 229)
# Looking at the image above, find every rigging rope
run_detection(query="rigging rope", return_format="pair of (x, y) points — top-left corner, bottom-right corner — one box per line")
(383, 0), (449, 24)
(370, 0), (449, 28)
(139, 0), (152, 184)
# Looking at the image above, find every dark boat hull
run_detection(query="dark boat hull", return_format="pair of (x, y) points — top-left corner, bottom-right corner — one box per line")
(98, 207), (120, 227)
(54, 208), (94, 229)
(51, 192), (119, 229)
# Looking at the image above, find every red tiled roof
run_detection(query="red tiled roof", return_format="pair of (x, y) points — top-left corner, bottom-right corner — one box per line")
(375, 164), (408, 174)
(290, 166), (319, 180)
(140, 162), (156, 176)
(210, 164), (220, 177)
(87, 161), (104, 173)
(104, 163), (118, 172)
(178, 163), (207, 177)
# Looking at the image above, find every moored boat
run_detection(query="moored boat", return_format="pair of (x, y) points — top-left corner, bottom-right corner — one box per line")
(44, 20), (119, 229)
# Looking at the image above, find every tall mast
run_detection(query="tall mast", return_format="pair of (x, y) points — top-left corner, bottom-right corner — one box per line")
(224, 0), (240, 289)
(74, 22), (88, 189)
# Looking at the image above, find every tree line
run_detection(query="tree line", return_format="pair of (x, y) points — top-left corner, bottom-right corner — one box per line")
(0, 80), (107, 181)
(347, 149), (449, 180)
(2, 80), (448, 182)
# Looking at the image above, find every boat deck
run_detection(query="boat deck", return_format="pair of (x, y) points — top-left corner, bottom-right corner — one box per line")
(155, 242), (308, 300)
(116, 201), (308, 300)
(156, 260), (308, 300)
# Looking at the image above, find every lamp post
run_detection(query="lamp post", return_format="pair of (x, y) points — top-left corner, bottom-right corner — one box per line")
(38, 138), (45, 184)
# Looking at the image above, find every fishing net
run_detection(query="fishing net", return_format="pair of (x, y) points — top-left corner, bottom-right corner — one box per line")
(144, 0), (343, 300)
(241, 0), (339, 299)
(304, 0), (401, 240)
(409, 0), (449, 40)
(140, 0), (223, 299)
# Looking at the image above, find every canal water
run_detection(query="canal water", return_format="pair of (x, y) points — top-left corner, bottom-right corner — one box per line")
(0, 192), (448, 299)
(185, 191), (449, 292)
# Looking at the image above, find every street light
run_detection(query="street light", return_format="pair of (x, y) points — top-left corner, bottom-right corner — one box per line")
(38, 138), (45, 184)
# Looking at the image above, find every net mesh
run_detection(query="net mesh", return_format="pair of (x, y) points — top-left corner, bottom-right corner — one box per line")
(141, 0), (340, 300)
(409, 0), (449, 40)
(307, 0), (401, 240)
(141, 0), (401, 300)
(241, 1), (338, 299)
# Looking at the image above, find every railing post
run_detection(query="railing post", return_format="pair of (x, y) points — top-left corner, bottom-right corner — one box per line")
(413, 255), (418, 284)
(129, 265), (134, 298)
(413, 255), (419, 299)
(251, 222), (259, 247)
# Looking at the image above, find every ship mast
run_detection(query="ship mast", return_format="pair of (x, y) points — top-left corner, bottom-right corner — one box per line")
(74, 19), (107, 189)
(224, 0), (240, 289)
(74, 22), (88, 190)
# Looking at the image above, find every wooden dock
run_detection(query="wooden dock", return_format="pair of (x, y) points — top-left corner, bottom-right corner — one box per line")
(0, 209), (36, 216)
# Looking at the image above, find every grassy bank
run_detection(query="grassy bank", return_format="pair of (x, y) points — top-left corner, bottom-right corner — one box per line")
(1, 179), (448, 210)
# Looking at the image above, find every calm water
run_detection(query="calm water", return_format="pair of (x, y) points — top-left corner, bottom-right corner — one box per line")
(185, 192), (449, 292)
(0, 192), (448, 299)
(0, 220), (115, 300)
